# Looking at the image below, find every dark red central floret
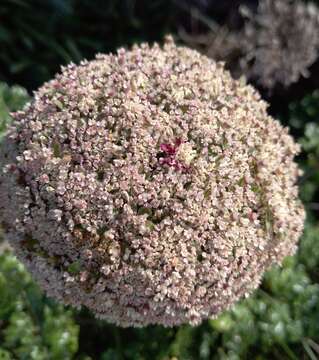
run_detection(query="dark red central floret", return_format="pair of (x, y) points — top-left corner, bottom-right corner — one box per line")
(160, 138), (181, 156)
(158, 138), (188, 171)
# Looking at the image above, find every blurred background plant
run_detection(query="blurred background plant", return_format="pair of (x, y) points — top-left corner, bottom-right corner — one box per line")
(1, 0), (319, 359)
(180, 0), (319, 91)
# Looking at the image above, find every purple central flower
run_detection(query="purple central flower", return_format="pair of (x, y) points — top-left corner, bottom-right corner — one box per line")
(159, 138), (188, 171)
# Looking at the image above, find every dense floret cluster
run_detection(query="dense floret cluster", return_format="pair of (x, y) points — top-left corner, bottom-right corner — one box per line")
(0, 37), (305, 326)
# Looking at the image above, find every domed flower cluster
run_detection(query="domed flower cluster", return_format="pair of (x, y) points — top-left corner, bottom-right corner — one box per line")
(0, 37), (305, 327)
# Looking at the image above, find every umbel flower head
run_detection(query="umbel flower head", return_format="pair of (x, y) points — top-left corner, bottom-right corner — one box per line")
(0, 36), (305, 327)
(240, 0), (319, 89)
(182, 0), (319, 90)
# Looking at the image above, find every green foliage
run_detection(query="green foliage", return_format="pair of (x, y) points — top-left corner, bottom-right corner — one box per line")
(0, 0), (177, 91)
(209, 257), (319, 360)
(301, 123), (319, 155)
(0, 82), (29, 136)
(0, 252), (79, 360)
(287, 90), (319, 206)
(289, 90), (319, 131)
(298, 223), (319, 278)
